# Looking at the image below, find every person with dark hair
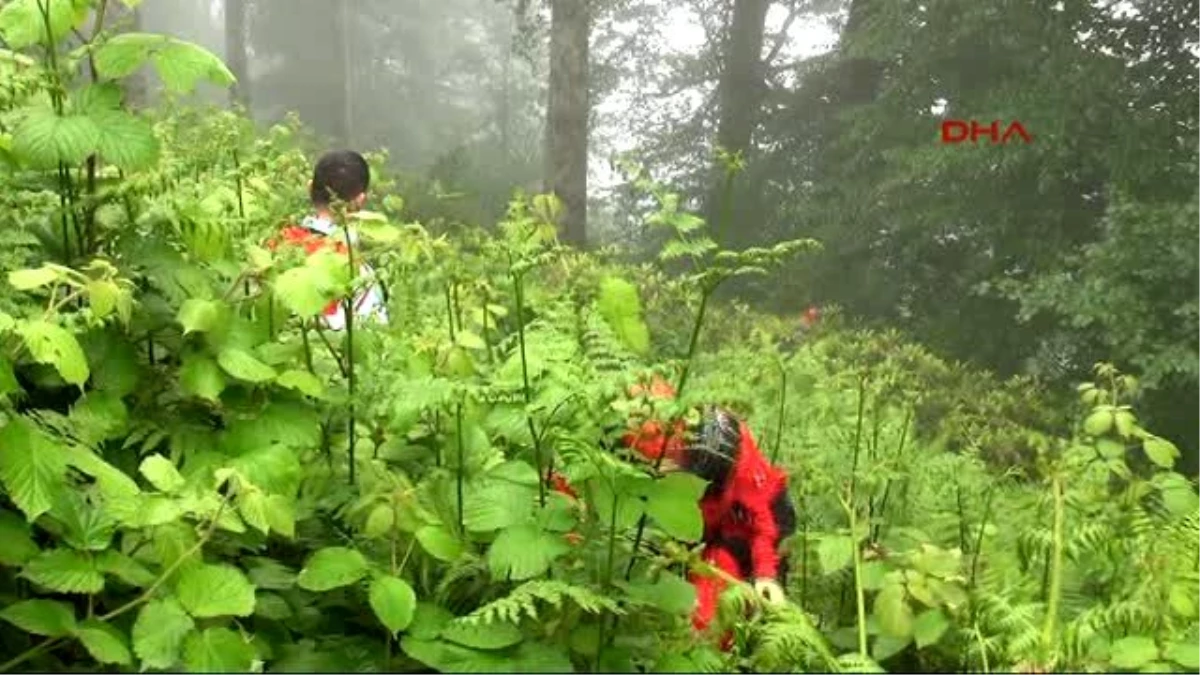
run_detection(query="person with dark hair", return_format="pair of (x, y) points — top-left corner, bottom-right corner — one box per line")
(268, 150), (388, 330)
(549, 375), (797, 648)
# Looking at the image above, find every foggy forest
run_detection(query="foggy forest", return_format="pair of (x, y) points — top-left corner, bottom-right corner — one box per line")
(0, 0), (1196, 672)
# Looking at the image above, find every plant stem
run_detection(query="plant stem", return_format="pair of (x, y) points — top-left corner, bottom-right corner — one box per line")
(511, 269), (546, 507)
(845, 494), (868, 659)
(455, 401), (465, 533)
(1039, 474), (1065, 661)
(341, 215), (357, 486)
(770, 359), (787, 464)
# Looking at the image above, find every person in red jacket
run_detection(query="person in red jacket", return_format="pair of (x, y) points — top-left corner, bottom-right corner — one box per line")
(267, 150), (388, 330)
(551, 376), (796, 643)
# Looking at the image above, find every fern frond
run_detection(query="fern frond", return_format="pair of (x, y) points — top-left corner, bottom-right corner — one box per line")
(457, 580), (623, 626)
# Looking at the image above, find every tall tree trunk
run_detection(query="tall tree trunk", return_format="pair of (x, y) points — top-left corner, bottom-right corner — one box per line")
(225, 0), (250, 109)
(838, 0), (884, 106)
(329, 0), (353, 147)
(544, 0), (589, 247)
(704, 0), (770, 245)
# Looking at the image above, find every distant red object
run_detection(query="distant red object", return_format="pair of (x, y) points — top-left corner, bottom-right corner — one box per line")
(800, 305), (820, 329)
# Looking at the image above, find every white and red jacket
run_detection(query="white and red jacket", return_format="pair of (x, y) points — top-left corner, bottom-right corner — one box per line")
(267, 215), (388, 331)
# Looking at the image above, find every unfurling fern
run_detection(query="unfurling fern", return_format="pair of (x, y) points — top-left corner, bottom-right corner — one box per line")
(749, 603), (846, 672)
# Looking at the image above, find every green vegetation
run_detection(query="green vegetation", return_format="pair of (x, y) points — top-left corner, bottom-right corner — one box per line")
(0, 2), (1196, 674)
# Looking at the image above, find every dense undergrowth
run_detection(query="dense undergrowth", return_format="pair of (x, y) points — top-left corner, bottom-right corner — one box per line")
(0, 3), (1197, 673)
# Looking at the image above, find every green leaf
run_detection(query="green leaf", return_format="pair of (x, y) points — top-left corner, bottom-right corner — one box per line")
(0, 599), (77, 637)
(1083, 410), (1113, 436)
(873, 582), (914, 639)
(246, 557), (296, 590)
(276, 369), (324, 397)
(95, 550), (156, 588)
(912, 608), (949, 648)
(8, 265), (61, 290)
(274, 265), (338, 317)
(0, 0), (89, 50)
(217, 348), (276, 383)
(139, 454), (185, 493)
(297, 547), (368, 592)
(596, 277), (650, 355)
(644, 473), (707, 542)
(819, 534), (855, 574)
(463, 480), (537, 532)
(0, 510), (40, 566)
(264, 495), (295, 538)
(94, 33), (234, 93)
(92, 108), (159, 170)
(177, 299), (223, 335)
(77, 620), (132, 665)
(1111, 636), (1159, 670)
(625, 575), (697, 616)
(1166, 641), (1200, 669)
(237, 490), (270, 535)
(487, 523), (569, 581)
(132, 598), (194, 670)
(182, 627), (256, 673)
(440, 620), (523, 650)
(17, 319), (90, 385)
(369, 575), (417, 635)
(416, 525), (464, 562)
(22, 548), (104, 594)
(175, 563), (256, 618)
(86, 279), (120, 319)
(1143, 436), (1179, 468)
(0, 418), (69, 521)
(11, 108), (100, 168)
(180, 352), (225, 402)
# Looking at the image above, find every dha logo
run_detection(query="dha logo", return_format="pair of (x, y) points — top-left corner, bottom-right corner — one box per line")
(940, 120), (1032, 144)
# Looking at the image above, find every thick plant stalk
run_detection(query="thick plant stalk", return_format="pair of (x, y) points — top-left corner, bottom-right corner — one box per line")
(1039, 474), (1065, 661)
(455, 401), (465, 532)
(341, 217), (357, 486)
(842, 492), (868, 659)
(770, 359), (787, 463)
(511, 268), (546, 507)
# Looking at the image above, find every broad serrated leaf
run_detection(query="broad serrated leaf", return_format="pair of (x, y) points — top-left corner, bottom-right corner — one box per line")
(217, 347), (276, 383)
(94, 33), (234, 93)
(912, 608), (949, 648)
(86, 279), (120, 319)
(177, 299), (223, 335)
(139, 454), (185, 493)
(238, 490), (270, 535)
(487, 523), (569, 581)
(180, 352), (225, 402)
(818, 534), (855, 574)
(22, 548), (104, 594)
(297, 547), (368, 592)
(132, 598), (194, 669)
(8, 265), (61, 290)
(12, 107), (100, 168)
(369, 575), (417, 635)
(416, 525), (464, 562)
(263, 494), (295, 538)
(0, 418), (69, 522)
(1143, 436), (1179, 468)
(77, 620), (132, 665)
(92, 108), (159, 170)
(0, 510), (40, 566)
(246, 557), (296, 590)
(644, 473), (707, 542)
(175, 563), (256, 618)
(1111, 636), (1159, 669)
(440, 620), (523, 650)
(95, 550), (156, 588)
(873, 582), (914, 639)
(276, 369), (324, 398)
(17, 319), (89, 385)
(0, 599), (76, 637)
(182, 627), (256, 673)
(0, 0), (88, 50)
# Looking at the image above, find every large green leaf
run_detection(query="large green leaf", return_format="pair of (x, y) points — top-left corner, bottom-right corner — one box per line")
(182, 627), (256, 673)
(369, 575), (417, 635)
(643, 473), (707, 542)
(175, 563), (256, 618)
(180, 352), (226, 402)
(912, 608), (950, 648)
(0, 0), (89, 50)
(17, 320), (89, 385)
(93, 33), (235, 93)
(296, 547), (368, 592)
(132, 598), (194, 670)
(596, 276), (650, 355)
(92, 109), (159, 170)
(873, 582), (914, 639)
(77, 620), (133, 665)
(0, 599), (77, 637)
(275, 264), (338, 317)
(1111, 636), (1160, 670)
(22, 548), (105, 594)
(11, 107), (100, 168)
(818, 534), (855, 574)
(0, 510), (40, 566)
(0, 418), (69, 522)
(416, 525), (464, 562)
(217, 347), (276, 383)
(487, 523), (569, 581)
(139, 455), (185, 493)
(440, 620), (523, 650)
